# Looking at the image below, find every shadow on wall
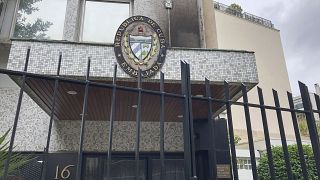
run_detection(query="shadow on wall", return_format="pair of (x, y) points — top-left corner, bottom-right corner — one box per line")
(0, 43), (11, 68)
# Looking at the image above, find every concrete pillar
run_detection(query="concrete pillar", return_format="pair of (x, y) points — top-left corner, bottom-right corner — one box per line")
(63, 0), (82, 41)
(202, 0), (218, 48)
(0, 0), (18, 41)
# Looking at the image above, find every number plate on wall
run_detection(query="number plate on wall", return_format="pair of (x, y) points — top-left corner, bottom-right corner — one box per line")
(46, 153), (77, 180)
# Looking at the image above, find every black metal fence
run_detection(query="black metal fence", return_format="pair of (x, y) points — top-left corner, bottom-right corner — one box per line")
(1, 48), (320, 180)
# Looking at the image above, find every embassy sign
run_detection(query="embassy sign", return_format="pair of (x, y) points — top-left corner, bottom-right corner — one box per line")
(114, 16), (167, 78)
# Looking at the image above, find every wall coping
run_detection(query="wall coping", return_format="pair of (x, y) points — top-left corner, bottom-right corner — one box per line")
(10, 38), (255, 54)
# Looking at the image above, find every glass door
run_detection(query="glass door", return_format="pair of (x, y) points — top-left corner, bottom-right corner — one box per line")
(83, 155), (185, 180)
(84, 157), (146, 180)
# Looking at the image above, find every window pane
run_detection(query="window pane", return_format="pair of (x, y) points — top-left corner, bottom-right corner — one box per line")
(82, 1), (129, 43)
(84, 157), (146, 180)
(13, 0), (67, 40)
(151, 159), (185, 180)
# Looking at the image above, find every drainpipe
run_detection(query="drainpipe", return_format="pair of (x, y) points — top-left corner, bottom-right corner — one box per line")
(165, 0), (172, 47)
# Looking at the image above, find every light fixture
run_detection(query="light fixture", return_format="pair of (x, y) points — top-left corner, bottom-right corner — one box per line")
(195, 94), (204, 97)
(177, 115), (183, 119)
(37, 160), (44, 163)
(67, 90), (77, 95)
(132, 105), (138, 108)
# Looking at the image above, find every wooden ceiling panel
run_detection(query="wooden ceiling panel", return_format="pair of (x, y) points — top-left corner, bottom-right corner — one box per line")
(24, 77), (242, 122)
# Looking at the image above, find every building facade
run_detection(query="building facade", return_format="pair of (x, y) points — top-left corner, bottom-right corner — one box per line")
(0, 0), (297, 180)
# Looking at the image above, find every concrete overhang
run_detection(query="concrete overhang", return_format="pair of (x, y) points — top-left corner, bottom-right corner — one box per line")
(5, 39), (259, 121)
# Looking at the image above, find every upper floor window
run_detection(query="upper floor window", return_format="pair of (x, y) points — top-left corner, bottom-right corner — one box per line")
(237, 158), (252, 170)
(81, 0), (130, 43)
(13, 0), (67, 40)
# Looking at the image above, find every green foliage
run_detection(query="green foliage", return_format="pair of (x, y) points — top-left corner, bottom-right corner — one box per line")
(13, 0), (52, 39)
(0, 129), (33, 178)
(258, 144), (318, 180)
(229, 3), (243, 13)
(297, 113), (320, 136)
(234, 135), (242, 145)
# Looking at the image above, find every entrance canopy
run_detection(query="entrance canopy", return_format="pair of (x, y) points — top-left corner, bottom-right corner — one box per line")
(9, 72), (245, 122)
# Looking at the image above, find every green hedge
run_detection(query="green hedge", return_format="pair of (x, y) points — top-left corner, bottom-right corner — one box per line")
(258, 144), (318, 180)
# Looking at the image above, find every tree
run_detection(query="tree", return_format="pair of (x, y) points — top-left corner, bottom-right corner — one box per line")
(258, 145), (318, 180)
(13, 0), (53, 39)
(229, 3), (243, 13)
(226, 3), (243, 17)
(0, 129), (33, 178)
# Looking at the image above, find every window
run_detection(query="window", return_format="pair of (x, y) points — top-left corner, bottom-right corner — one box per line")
(294, 102), (304, 110)
(13, 0), (67, 40)
(82, 0), (130, 43)
(237, 158), (252, 170)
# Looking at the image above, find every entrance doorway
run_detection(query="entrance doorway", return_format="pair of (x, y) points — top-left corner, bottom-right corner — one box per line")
(83, 154), (185, 180)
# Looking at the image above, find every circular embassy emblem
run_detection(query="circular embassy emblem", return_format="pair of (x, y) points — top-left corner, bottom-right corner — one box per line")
(114, 16), (167, 78)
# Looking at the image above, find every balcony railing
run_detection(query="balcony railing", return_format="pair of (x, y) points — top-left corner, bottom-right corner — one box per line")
(213, 1), (274, 29)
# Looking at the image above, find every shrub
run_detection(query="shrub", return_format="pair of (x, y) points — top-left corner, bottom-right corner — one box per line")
(258, 144), (318, 179)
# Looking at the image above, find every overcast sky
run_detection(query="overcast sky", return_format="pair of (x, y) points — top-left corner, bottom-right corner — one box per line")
(217, 0), (320, 96)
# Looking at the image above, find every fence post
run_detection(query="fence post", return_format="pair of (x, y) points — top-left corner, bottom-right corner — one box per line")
(287, 92), (309, 180)
(159, 72), (166, 180)
(224, 81), (238, 180)
(299, 82), (320, 176)
(272, 89), (293, 179)
(135, 68), (142, 180)
(41, 52), (63, 180)
(205, 78), (217, 179)
(75, 57), (91, 180)
(241, 84), (258, 179)
(315, 94), (320, 118)
(106, 63), (117, 179)
(3, 47), (31, 180)
(180, 61), (192, 179)
(257, 87), (276, 180)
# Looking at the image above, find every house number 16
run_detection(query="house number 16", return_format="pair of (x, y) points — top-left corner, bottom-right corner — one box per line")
(54, 165), (75, 179)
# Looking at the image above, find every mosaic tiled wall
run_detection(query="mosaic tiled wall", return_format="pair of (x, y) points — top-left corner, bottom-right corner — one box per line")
(7, 40), (258, 83)
(0, 88), (183, 152)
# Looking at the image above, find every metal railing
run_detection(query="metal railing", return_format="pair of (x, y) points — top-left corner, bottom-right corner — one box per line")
(1, 48), (320, 180)
(213, 1), (274, 29)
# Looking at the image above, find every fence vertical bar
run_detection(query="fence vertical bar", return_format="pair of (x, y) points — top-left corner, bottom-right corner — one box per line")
(106, 63), (117, 180)
(287, 92), (309, 180)
(241, 84), (258, 179)
(257, 87), (275, 180)
(224, 81), (238, 180)
(160, 72), (165, 180)
(3, 47), (31, 180)
(75, 58), (91, 180)
(299, 82), (320, 176)
(315, 94), (320, 117)
(135, 68), (142, 180)
(180, 61), (192, 179)
(41, 52), (62, 180)
(186, 63), (197, 179)
(205, 78), (217, 179)
(272, 89), (293, 179)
